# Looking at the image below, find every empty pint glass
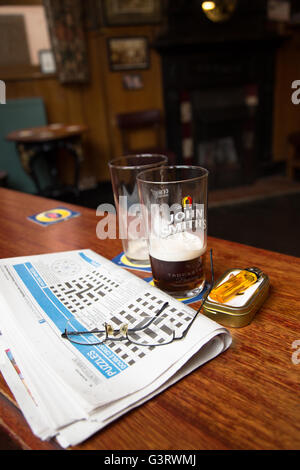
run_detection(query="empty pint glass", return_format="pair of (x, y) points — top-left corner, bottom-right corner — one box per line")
(137, 166), (208, 297)
(109, 154), (167, 265)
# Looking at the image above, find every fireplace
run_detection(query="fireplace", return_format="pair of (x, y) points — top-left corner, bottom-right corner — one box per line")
(154, 0), (284, 189)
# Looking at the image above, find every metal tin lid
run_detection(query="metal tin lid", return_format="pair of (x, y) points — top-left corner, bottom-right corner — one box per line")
(203, 268), (270, 327)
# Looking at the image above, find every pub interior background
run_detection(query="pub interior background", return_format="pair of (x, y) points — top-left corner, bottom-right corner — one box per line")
(0, 0), (300, 257)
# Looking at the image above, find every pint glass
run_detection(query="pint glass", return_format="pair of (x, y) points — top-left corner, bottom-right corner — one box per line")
(109, 154), (167, 265)
(137, 166), (208, 297)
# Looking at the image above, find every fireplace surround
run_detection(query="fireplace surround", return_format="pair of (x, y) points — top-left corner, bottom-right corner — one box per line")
(154, 0), (285, 189)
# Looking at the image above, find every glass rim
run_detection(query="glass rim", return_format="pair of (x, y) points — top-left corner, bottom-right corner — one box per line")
(108, 154), (168, 171)
(137, 165), (209, 185)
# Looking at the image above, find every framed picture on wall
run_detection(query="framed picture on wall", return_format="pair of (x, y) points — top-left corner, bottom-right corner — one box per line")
(107, 37), (149, 72)
(267, 0), (291, 22)
(102, 0), (162, 26)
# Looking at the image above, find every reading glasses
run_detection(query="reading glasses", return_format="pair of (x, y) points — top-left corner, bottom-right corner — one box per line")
(62, 251), (214, 348)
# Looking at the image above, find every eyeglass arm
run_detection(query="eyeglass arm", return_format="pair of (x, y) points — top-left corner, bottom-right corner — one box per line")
(61, 327), (105, 339)
(62, 302), (169, 339)
(128, 301), (169, 333)
(174, 249), (214, 341)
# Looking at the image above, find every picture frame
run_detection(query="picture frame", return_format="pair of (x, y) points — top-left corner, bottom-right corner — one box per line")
(107, 37), (149, 72)
(102, 0), (162, 26)
(267, 0), (291, 22)
(38, 49), (56, 74)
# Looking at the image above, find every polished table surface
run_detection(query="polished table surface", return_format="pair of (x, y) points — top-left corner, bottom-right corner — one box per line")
(0, 188), (299, 450)
(6, 124), (88, 143)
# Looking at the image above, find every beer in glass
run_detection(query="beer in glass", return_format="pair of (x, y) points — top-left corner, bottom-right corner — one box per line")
(137, 166), (208, 297)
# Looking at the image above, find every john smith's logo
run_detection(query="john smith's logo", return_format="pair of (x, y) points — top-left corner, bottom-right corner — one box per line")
(182, 196), (192, 208)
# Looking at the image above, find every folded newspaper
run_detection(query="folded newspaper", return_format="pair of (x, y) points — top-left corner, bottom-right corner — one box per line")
(0, 249), (231, 448)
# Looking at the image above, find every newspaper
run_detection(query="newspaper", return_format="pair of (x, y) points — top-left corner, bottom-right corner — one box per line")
(0, 249), (231, 447)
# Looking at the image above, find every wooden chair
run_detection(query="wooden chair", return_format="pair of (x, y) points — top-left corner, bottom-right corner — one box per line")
(287, 132), (300, 179)
(116, 109), (176, 164)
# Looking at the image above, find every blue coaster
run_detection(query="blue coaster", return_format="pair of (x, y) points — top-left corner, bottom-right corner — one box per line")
(112, 252), (152, 273)
(143, 277), (211, 305)
(28, 207), (80, 227)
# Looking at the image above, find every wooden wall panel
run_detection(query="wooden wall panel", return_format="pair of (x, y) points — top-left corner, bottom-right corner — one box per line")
(94, 25), (165, 162)
(3, 25), (164, 183)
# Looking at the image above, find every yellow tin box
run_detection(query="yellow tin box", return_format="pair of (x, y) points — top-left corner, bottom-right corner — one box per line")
(203, 267), (270, 328)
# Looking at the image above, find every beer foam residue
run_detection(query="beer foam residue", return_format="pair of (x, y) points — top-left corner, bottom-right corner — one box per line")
(149, 232), (206, 262)
(126, 238), (149, 262)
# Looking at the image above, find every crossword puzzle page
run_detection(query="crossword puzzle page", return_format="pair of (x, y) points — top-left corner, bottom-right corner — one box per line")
(0, 249), (231, 444)
(0, 249), (198, 382)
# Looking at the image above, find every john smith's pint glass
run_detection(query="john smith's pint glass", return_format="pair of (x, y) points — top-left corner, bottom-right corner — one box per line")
(137, 166), (208, 298)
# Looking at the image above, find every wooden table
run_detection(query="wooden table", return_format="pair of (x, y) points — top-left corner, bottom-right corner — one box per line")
(6, 124), (87, 198)
(0, 188), (299, 450)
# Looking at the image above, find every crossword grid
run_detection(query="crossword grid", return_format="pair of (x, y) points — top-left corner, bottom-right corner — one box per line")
(50, 275), (193, 368)
(99, 292), (193, 367)
(50, 270), (120, 315)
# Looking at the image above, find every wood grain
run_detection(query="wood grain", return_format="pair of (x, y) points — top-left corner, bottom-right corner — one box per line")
(0, 188), (299, 450)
